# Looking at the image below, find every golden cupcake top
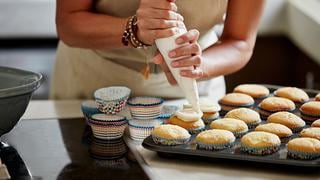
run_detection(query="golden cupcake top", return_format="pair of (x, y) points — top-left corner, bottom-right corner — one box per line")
(287, 137), (320, 153)
(316, 93), (320, 101)
(169, 116), (205, 129)
(267, 111), (305, 129)
(274, 87), (309, 103)
(300, 127), (320, 140)
(241, 131), (281, 147)
(233, 84), (270, 98)
(184, 99), (221, 113)
(210, 118), (248, 133)
(196, 129), (236, 144)
(174, 108), (203, 122)
(152, 124), (191, 139)
(311, 119), (320, 127)
(300, 101), (320, 116)
(255, 123), (293, 138)
(225, 108), (261, 124)
(219, 93), (254, 106)
(259, 97), (295, 111)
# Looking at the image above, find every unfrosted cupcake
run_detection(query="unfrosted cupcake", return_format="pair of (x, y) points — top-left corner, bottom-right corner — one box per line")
(225, 108), (261, 128)
(184, 99), (220, 124)
(311, 119), (320, 127)
(274, 87), (309, 106)
(300, 127), (320, 140)
(300, 101), (320, 122)
(258, 97), (295, 119)
(255, 123), (293, 142)
(233, 84), (270, 99)
(240, 131), (281, 155)
(218, 93), (254, 115)
(152, 124), (191, 145)
(169, 109), (205, 134)
(196, 129), (235, 150)
(287, 137), (320, 160)
(210, 118), (248, 137)
(267, 111), (305, 132)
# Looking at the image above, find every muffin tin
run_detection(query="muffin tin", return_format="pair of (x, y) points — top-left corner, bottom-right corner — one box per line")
(142, 84), (320, 168)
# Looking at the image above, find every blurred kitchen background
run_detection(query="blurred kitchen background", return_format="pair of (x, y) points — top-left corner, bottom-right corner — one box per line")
(0, 0), (319, 99)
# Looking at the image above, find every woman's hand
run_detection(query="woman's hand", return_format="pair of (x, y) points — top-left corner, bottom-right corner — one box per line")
(153, 29), (206, 85)
(136, 0), (185, 45)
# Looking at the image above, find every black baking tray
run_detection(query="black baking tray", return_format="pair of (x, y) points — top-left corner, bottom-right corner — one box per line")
(142, 84), (320, 168)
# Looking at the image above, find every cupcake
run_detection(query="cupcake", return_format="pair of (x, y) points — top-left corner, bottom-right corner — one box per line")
(184, 99), (220, 124)
(128, 119), (163, 141)
(196, 129), (236, 150)
(300, 127), (320, 140)
(128, 96), (164, 120)
(240, 131), (281, 155)
(258, 97), (296, 119)
(267, 111), (305, 132)
(315, 93), (320, 101)
(94, 86), (131, 114)
(311, 119), (320, 127)
(169, 109), (205, 134)
(88, 114), (127, 140)
(210, 118), (248, 137)
(152, 124), (191, 145)
(300, 101), (320, 122)
(274, 87), (309, 106)
(224, 108), (261, 128)
(218, 93), (254, 115)
(255, 123), (293, 141)
(287, 137), (320, 160)
(233, 84), (270, 99)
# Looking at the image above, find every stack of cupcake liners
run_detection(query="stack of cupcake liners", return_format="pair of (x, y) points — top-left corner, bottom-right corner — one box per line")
(94, 86), (131, 115)
(128, 119), (163, 141)
(87, 114), (128, 140)
(128, 96), (164, 119)
(81, 100), (100, 122)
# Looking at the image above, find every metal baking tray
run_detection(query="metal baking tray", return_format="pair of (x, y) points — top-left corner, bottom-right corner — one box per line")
(142, 84), (320, 168)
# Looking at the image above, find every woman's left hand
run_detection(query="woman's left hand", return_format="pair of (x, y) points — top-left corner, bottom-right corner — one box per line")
(153, 29), (206, 85)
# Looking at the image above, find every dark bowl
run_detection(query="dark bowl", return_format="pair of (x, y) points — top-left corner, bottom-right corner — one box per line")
(0, 66), (42, 137)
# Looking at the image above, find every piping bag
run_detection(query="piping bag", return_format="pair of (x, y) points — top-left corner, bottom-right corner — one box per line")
(155, 27), (201, 113)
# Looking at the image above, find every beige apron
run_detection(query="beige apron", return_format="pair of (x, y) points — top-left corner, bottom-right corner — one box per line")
(50, 0), (228, 102)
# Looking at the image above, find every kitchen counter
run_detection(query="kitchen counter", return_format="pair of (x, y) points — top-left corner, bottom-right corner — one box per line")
(5, 100), (320, 179)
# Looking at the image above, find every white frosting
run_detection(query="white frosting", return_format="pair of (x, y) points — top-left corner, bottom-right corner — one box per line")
(155, 27), (200, 113)
(184, 99), (221, 113)
(174, 109), (203, 122)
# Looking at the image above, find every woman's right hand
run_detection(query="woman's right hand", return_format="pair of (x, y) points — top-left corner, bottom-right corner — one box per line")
(136, 0), (185, 45)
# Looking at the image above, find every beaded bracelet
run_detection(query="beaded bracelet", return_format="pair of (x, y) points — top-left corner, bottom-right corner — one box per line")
(122, 15), (150, 49)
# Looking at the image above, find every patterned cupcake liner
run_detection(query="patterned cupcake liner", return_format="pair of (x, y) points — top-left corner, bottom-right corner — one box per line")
(240, 144), (280, 155)
(96, 98), (129, 115)
(89, 124), (127, 140)
(91, 114), (127, 122)
(129, 126), (155, 141)
(287, 150), (320, 160)
(300, 112), (320, 123)
(81, 100), (100, 118)
(90, 138), (127, 159)
(152, 135), (190, 146)
(197, 141), (235, 151)
(233, 130), (248, 138)
(187, 126), (206, 134)
(87, 119), (128, 126)
(246, 121), (261, 129)
(203, 116), (220, 124)
(128, 96), (164, 106)
(131, 114), (161, 120)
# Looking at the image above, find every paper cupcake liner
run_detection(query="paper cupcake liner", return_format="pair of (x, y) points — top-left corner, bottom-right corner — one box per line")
(233, 130), (248, 138)
(81, 101), (100, 118)
(287, 150), (320, 160)
(87, 120), (127, 127)
(290, 126), (305, 133)
(196, 141), (235, 151)
(152, 135), (190, 146)
(96, 99), (128, 114)
(90, 124), (127, 140)
(90, 139), (127, 159)
(203, 116), (219, 124)
(187, 126), (206, 134)
(91, 114), (127, 122)
(258, 107), (295, 120)
(300, 112), (320, 123)
(219, 103), (254, 113)
(131, 115), (161, 120)
(129, 126), (155, 141)
(94, 86), (131, 102)
(128, 96), (164, 106)
(246, 121), (261, 129)
(240, 144), (280, 155)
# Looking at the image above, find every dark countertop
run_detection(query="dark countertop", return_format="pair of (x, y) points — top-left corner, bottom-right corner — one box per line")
(0, 118), (149, 180)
